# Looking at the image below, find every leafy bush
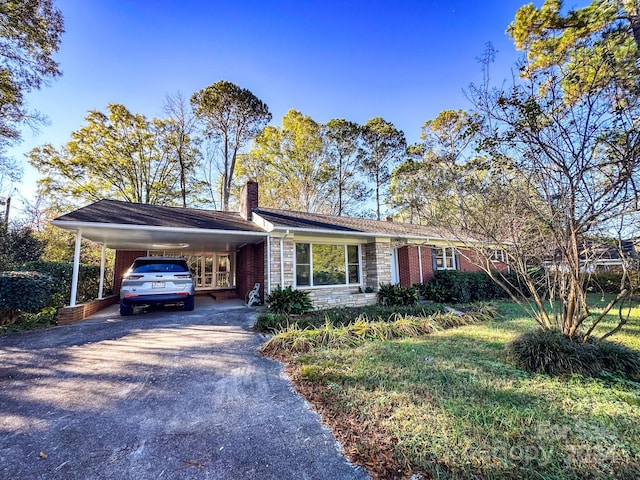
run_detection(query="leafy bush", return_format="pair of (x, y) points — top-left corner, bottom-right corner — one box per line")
(506, 329), (640, 380)
(0, 271), (53, 326)
(378, 283), (418, 306)
(0, 226), (45, 271)
(266, 285), (313, 314)
(255, 312), (291, 332)
(585, 271), (639, 295)
(418, 270), (520, 303)
(14, 261), (105, 307)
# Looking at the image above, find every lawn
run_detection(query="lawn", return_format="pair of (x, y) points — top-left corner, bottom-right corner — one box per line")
(267, 297), (640, 479)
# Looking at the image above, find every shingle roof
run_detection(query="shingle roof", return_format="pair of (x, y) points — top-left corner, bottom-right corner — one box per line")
(54, 199), (265, 232)
(54, 200), (466, 241)
(255, 208), (453, 239)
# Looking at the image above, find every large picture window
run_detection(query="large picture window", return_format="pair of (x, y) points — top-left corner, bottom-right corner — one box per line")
(433, 247), (457, 270)
(295, 243), (361, 287)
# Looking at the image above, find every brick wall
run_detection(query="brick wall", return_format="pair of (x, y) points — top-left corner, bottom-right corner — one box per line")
(398, 246), (420, 286)
(420, 246), (435, 281)
(458, 248), (486, 273)
(396, 245), (435, 286)
(56, 295), (119, 325)
(113, 250), (146, 294)
(237, 241), (265, 301)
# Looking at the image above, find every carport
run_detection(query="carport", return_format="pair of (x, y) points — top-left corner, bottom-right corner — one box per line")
(52, 199), (267, 316)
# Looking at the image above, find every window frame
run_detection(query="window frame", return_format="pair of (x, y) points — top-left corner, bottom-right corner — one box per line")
(295, 242), (362, 288)
(434, 246), (458, 271)
(490, 249), (506, 262)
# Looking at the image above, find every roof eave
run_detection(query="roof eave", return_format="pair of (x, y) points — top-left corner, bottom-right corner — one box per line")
(51, 220), (268, 237)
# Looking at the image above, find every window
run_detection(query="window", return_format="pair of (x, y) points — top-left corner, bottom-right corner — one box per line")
(295, 243), (361, 287)
(433, 247), (457, 270)
(491, 250), (506, 262)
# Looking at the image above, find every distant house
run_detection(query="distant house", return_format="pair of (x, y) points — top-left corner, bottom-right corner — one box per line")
(544, 240), (638, 273)
(52, 182), (508, 321)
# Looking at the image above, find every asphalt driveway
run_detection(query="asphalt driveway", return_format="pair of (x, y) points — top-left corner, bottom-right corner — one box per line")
(0, 297), (368, 479)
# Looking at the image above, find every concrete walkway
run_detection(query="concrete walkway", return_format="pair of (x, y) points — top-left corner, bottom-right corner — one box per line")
(0, 297), (368, 479)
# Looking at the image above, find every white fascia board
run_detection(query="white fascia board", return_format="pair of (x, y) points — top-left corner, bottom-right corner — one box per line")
(50, 220), (269, 237)
(250, 212), (275, 232)
(268, 224), (447, 243)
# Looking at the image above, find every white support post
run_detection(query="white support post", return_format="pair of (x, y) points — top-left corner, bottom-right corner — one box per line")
(266, 234), (271, 294)
(98, 243), (106, 299)
(418, 245), (424, 283)
(70, 229), (82, 307)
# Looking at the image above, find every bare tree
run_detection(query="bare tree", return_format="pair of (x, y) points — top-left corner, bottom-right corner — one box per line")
(163, 92), (200, 207)
(458, 51), (640, 340)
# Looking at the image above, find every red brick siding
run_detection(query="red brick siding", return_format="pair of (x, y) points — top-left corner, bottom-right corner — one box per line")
(113, 250), (147, 295)
(236, 241), (265, 301)
(56, 295), (119, 325)
(397, 246), (435, 286)
(457, 248), (509, 273)
(420, 246), (434, 282)
(458, 248), (484, 272)
(398, 246), (421, 287)
(240, 181), (259, 220)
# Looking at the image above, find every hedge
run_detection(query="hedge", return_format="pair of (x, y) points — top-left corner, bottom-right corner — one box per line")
(14, 261), (105, 308)
(0, 271), (53, 326)
(416, 270), (522, 303)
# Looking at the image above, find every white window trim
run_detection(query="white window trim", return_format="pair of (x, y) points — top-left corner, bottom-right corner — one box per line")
(491, 249), (506, 262)
(434, 246), (457, 271)
(295, 242), (363, 288)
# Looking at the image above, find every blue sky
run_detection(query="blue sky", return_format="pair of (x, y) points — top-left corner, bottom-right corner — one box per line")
(11, 0), (544, 216)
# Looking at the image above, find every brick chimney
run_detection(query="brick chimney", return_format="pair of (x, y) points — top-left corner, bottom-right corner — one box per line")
(239, 181), (259, 220)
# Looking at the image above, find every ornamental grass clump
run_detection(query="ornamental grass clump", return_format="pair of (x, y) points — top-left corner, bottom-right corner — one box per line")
(506, 329), (640, 380)
(261, 305), (491, 355)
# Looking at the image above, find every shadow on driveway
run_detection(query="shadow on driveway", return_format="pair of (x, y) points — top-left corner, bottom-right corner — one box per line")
(0, 297), (368, 479)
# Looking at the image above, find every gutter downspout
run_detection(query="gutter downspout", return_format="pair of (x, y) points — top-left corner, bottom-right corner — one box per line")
(280, 229), (290, 287)
(70, 229), (82, 307)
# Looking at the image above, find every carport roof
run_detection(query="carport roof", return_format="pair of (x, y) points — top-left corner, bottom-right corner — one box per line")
(52, 199), (267, 251)
(55, 199), (264, 232)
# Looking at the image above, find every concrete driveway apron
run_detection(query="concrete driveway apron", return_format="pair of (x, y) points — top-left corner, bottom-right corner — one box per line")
(0, 298), (369, 479)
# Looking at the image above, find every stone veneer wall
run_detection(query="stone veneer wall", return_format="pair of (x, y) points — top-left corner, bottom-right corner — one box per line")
(268, 236), (295, 290)
(303, 287), (377, 310)
(364, 241), (391, 289)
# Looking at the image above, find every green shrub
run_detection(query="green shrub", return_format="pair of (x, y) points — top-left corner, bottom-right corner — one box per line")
(585, 271), (639, 295)
(0, 271), (53, 326)
(378, 283), (418, 306)
(506, 329), (640, 380)
(419, 270), (520, 303)
(254, 312), (291, 332)
(266, 285), (313, 315)
(15, 261), (105, 307)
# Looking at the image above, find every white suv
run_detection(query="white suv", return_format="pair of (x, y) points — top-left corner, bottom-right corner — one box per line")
(119, 257), (195, 316)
